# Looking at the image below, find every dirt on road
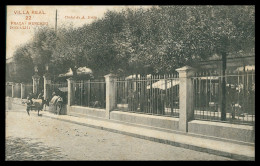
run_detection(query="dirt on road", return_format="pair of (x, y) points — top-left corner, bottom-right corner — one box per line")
(5, 108), (233, 161)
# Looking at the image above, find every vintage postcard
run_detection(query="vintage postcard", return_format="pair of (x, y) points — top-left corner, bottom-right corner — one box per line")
(5, 5), (255, 161)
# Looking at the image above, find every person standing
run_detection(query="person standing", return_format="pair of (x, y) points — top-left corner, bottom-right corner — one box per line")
(26, 92), (33, 116)
(37, 90), (44, 100)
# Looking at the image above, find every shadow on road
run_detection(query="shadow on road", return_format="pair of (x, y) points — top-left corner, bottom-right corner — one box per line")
(6, 136), (67, 160)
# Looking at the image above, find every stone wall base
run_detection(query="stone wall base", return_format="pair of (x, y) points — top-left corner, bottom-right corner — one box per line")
(67, 105), (106, 118)
(110, 111), (179, 131)
(188, 120), (254, 143)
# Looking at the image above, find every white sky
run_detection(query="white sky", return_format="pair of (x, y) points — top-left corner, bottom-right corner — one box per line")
(6, 5), (153, 59)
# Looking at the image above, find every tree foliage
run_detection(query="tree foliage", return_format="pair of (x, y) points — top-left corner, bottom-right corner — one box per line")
(10, 5), (255, 80)
(10, 44), (34, 83)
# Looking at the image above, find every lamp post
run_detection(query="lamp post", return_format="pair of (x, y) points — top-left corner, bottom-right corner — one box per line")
(32, 65), (40, 95)
(44, 63), (51, 100)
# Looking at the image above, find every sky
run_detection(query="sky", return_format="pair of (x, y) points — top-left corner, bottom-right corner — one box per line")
(6, 5), (153, 59)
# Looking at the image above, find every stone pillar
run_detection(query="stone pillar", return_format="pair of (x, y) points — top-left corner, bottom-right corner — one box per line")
(21, 83), (25, 99)
(43, 74), (51, 100)
(15, 83), (21, 98)
(11, 82), (14, 98)
(104, 74), (117, 119)
(176, 66), (195, 132)
(67, 77), (75, 106)
(32, 74), (40, 95)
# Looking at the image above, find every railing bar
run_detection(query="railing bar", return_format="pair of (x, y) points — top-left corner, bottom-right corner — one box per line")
(150, 75), (153, 114)
(242, 69), (245, 123)
(206, 74), (209, 120)
(246, 70), (249, 123)
(252, 70), (254, 124)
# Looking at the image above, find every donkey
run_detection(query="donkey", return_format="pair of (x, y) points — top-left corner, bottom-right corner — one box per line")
(26, 98), (49, 116)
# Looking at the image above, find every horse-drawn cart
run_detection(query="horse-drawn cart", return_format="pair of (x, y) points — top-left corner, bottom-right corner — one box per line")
(26, 99), (47, 116)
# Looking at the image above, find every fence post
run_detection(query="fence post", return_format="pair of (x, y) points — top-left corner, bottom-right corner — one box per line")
(176, 66), (195, 132)
(67, 77), (75, 106)
(21, 83), (25, 99)
(32, 74), (40, 95)
(104, 74), (117, 119)
(14, 83), (18, 98)
(43, 74), (51, 100)
(11, 82), (14, 98)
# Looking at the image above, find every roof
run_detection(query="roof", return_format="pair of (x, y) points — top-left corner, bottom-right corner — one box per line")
(59, 67), (92, 77)
(125, 74), (152, 80)
(147, 79), (179, 90)
(235, 65), (255, 72)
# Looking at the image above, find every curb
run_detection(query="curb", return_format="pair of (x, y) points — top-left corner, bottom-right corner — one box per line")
(43, 113), (254, 161)
(6, 101), (254, 161)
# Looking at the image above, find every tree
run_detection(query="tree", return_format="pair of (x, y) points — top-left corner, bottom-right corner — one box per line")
(52, 26), (88, 78)
(11, 44), (34, 83)
(30, 27), (57, 77)
(21, 6), (254, 81)
(77, 10), (127, 77)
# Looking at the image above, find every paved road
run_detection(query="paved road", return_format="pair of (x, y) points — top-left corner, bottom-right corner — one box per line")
(5, 108), (233, 160)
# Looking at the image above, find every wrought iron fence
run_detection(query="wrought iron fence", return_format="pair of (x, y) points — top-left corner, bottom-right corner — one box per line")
(23, 84), (33, 99)
(192, 69), (255, 125)
(6, 84), (12, 97)
(13, 84), (21, 98)
(72, 79), (106, 109)
(116, 74), (179, 117)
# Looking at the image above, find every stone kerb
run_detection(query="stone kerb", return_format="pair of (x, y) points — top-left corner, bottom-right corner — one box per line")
(176, 66), (195, 132)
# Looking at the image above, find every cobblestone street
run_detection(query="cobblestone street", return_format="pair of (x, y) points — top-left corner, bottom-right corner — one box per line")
(5, 108), (233, 160)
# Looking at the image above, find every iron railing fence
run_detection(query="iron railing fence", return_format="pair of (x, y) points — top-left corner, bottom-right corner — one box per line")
(6, 84), (12, 97)
(5, 83), (33, 98)
(72, 79), (106, 109)
(116, 74), (179, 117)
(192, 69), (255, 125)
(13, 84), (21, 98)
(23, 84), (33, 99)
(48, 82), (68, 104)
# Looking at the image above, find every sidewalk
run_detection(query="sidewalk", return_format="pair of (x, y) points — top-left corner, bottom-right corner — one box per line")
(39, 110), (254, 161)
(7, 103), (255, 161)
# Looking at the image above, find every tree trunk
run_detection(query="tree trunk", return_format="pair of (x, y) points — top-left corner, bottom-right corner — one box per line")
(71, 67), (78, 79)
(221, 52), (227, 121)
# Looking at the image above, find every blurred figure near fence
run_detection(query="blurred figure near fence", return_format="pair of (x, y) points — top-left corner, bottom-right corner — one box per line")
(50, 92), (63, 115)
(37, 90), (44, 100)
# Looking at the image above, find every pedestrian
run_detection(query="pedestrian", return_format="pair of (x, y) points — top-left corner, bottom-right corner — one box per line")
(50, 91), (63, 115)
(27, 92), (33, 105)
(26, 92), (33, 116)
(37, 90), (44, 100)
